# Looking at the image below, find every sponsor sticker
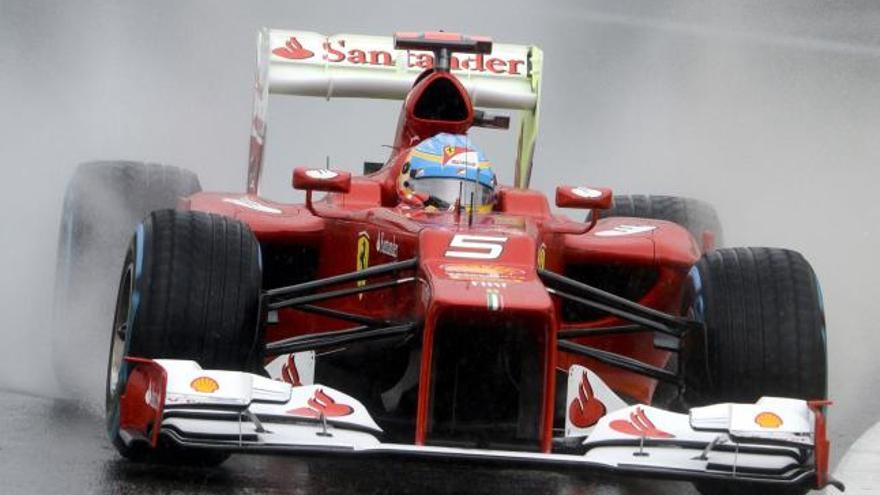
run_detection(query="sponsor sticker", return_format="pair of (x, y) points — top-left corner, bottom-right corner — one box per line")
(568, 370), (606, 429)
(281, 354), (301, 386)
(564, 366), (628, 437)
(272, 36), (315, 60)
(288, 389), (354, 418)
(445, 151), (481, 167)
(190, 376), (220, 394)
(755, 411), (784, 429)
(270, 34), (528, 78)
(305, 169), (339, 180)
(571, 187), (603, 199)
(265, 351), (316, 386)
(356, 231), (370, 298)
(537, 243), (547, 270)
(594, 225), (657, 237)
(441, 263), (526, 282)
(222, 196), (282, 214)
(375, 231), (399, 258)
(609, 407), (674, 439)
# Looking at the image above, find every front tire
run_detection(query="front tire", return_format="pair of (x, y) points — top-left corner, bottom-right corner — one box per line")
(106, 210), (262, 464)
(686, 247), (827, 404)
(687, 247), (826, 495)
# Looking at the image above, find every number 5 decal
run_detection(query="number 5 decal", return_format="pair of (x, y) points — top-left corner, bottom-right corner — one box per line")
(445, 234), (508, 259)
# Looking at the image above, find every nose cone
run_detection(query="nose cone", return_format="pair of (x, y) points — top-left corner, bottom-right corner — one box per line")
(415, 228), (558, 452)
(417, 229), (553, 314)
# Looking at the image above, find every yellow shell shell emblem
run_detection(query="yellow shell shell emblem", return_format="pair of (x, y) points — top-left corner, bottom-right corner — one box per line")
(190, 376), (219, 394)
(754, 411), (783, 429)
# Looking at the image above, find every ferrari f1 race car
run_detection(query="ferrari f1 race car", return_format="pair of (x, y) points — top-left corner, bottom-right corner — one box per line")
(53, 30), (843, 494)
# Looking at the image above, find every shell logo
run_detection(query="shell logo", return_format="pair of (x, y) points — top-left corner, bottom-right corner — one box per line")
(190, 376), (220, 394)
(754, 411), (783, 429)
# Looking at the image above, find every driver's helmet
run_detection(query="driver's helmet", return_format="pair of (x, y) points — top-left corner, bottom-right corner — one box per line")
(398, 133), (496, 213)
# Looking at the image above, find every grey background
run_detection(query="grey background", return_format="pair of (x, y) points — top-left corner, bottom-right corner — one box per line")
(1, 0), (879, 492)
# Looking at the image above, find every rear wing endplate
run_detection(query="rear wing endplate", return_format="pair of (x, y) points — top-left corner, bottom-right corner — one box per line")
(247, 28), (543, 193)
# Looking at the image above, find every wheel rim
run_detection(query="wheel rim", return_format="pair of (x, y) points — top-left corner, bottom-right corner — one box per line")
(106, 261), (133, 418)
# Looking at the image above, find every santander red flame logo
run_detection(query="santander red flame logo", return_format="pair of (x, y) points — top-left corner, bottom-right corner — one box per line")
(280, 354), (301, 386)
(288, 389), (354, 418)
(609, 407), (674, 439)
(568, 371), (606, 428)
(272, 36), (315, 60)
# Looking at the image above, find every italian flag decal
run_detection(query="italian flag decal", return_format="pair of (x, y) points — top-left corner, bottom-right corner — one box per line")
(486, 289), (503, 311)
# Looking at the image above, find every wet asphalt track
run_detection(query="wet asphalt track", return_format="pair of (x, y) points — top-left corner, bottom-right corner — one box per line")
(0, 390), (696, 495)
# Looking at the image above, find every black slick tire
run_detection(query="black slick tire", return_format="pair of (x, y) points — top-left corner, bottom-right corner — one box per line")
(106, 209), (262, 465)
(686, 247), (827, 404)
(687, 247), (827, 495)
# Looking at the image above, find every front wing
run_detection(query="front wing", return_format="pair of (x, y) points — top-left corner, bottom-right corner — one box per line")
(115, 358), (841, 492)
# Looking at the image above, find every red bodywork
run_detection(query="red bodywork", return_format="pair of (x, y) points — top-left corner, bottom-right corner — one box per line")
(179, 64), (704, 454)
(118, 357), (167, 448)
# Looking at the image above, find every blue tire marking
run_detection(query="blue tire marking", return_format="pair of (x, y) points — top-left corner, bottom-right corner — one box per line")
(135, 223), (145, 281)
(687, 265), (705, 322)
(109, 222), (145, 441)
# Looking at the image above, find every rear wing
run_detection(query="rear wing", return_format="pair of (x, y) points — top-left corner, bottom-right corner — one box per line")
(247, 28), (543, 194)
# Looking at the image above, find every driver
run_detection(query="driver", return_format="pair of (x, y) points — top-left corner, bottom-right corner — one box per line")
(398, 133), (497, 213)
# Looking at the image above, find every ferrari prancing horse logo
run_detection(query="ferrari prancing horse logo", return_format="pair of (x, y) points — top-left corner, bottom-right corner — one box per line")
(537, 243), (547, 270)
(356, 232), (370, 299)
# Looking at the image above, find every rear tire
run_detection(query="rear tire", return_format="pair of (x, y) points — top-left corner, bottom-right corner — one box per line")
(601, 194), (723, 251)
(686, 247), (827, 404)
(54, 162), (200, 399)
(106, 210), (262, 465)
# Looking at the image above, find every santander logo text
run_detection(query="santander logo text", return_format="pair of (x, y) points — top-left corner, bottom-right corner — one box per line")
(271, 36), (526, 76)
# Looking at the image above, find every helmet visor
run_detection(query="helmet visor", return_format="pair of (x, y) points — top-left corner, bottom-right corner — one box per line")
(411, 177), (494, 210)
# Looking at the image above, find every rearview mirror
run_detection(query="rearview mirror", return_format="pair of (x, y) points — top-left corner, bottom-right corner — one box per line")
(555, 186), (612, 210)
(292, 167), (352, 193)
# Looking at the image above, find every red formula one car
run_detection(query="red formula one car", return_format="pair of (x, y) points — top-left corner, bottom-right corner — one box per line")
(53, 30), (841, 494)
